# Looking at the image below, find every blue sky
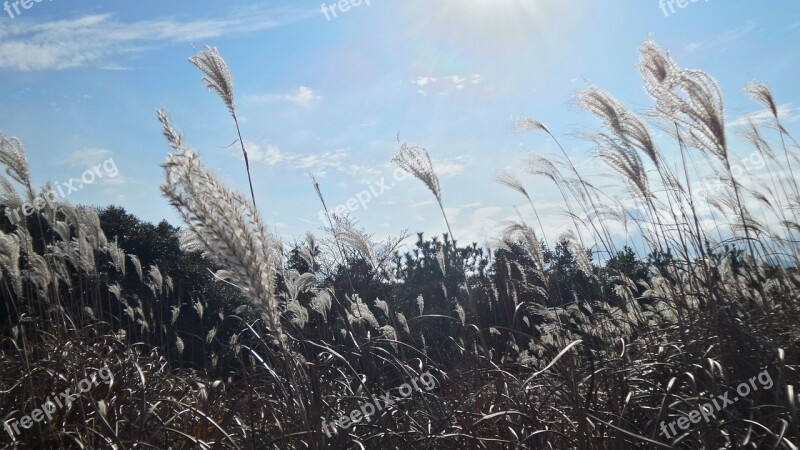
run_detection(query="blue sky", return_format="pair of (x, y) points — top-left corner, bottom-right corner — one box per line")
(1, 0), (799, 247)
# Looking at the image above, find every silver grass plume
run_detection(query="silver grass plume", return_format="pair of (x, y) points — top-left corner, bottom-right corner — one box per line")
(77, 207), (108, 249)
(560, 230), (595, 280)
(148, 265), (163, 296)
(495, 169), (550, 243)
(47, 256), (71, 289)
(744, 81), (800, 196)
(193, 299), (204, 319)
(589, 133), (652, 200)
(38, 182), (59, 224)
(513, 117), (550, 135)
(638, 39), (727, 161)
(207, 328), (217, 344)
(108, 284), (121, 301)
(129, 254), (143, 281)
(157, 111), (282, 338)
(170, 306), (181, 325)
(455, 303), (466, 325)
(282, 268), (317, 302)
(175, 335), (185, 355)
(0, 230), (21, 295)
(189, 45), (257, 210)
(189, 45), (235, 117)
(297, 232), (317, 269)
(435, 247), (446, 277)
(393, 140), (441, 204)
(286, 299), (309, 328)
(0, 176), (22, 223)
(495, 169), (530, 199)
(0, 134), (33, 202)
(396, 312), (410, 334)
(739, 119), (775, 161)
(26, 253), (51, 299)
(58, 204), (79, 234)
(347, 294), (379, 329)
(334, 219), (379, 270)
(310, 288), (333, 318)
(14, 227), (32, 256)
(379, 325), (398, 349)
(105, 240), (126, 276)
(638, 39), (676, 103)
(578, 85), (659, 166)
(165, 275), (174, 295)
(502, 221), (545, 271)
(50, 233), (96, 275)
(523, 154), (561, 183)
(744, 81), (779, 124)
(374, 298), (390, 317)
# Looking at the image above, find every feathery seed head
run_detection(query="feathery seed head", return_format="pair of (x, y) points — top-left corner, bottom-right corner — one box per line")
(393, 140), (442, 203)
(579, 86), (659, 165)
(495, 169), (529, 199)
(513, 117), (550, 135)
(334, 219), (378, 269)
(0, 134), (33, 202)
(639, 40), (727, 160)
(158, 112), (282, 338)
(189, 46), (236, 117)
(745, 81), (779, 120)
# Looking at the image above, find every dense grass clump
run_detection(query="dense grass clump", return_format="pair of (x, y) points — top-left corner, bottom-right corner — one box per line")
(1, 39), (799, 449)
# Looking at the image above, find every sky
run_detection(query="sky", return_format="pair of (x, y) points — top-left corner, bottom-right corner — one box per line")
(0, 0), (799, 249)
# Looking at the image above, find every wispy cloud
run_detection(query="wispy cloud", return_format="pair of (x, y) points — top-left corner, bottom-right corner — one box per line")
(245, 142), (286, 166)
(0, 6), (313, 71)
(415, 74), (484, 96)
(435, 160), (467, 177)
(63, 148), (113, 168)
(247, 86), (320, 107)
(233, 144), (382, 177)
(684, 21), (758, 55)
(410, 199), (435, 208)
(727, 103), (800, 129)
(294, 149), (349, 173)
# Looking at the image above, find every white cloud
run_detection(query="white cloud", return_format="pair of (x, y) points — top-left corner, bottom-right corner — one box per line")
(727, 103), (800, 129)
(684, 21), (758, 56)
(414, 74), (483, 96)
(0, 7), (313, 71)
(294, 149), (348, 173)
(246, 142), (285, 166)
(248, 86), (320, 107)
(455, 206), (511, 245)
(63, 148), (112, 168)
(410, 199), (435, 208)
(435, 161), (466, 177)
(239, 143), (382, 177)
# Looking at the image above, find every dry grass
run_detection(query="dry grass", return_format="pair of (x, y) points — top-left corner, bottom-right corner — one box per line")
(0, 38), (799, 449)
